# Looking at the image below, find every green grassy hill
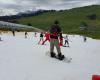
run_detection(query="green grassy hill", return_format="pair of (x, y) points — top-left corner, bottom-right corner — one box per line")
(16, 5), (100, 39)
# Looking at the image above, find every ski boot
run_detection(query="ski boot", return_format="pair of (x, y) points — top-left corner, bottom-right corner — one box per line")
(50, 52), (56, 58)
(58, 53), (65, 60)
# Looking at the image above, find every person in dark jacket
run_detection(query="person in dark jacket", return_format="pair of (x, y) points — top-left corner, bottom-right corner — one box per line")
(49, 20), (65, 60)
(38, 32), (44, 44)
(0, 37), (1, 41)
(12, 30), (15, 36)
(25, 32), (28, 38)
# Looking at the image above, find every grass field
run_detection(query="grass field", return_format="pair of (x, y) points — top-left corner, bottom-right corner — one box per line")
(16, 5), (100, 39)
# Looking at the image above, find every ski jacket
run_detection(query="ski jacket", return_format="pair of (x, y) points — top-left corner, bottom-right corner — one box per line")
(50, 24), (61, 39)
(44, 32), (50, 39)
(64, 36), (68, 41)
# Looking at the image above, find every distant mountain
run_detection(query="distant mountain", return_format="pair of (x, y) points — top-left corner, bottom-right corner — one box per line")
(17, 9), (44, 16)
(0, 9), (51, 22)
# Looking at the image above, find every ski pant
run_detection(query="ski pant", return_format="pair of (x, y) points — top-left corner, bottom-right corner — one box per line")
(50, 38), (61, 54)
(38, 37), (43, 44)
(59, 39), (63, 46)
(64, 40), (69, 45)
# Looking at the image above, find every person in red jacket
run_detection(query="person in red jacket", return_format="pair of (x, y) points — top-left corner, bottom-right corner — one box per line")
(42, 31), (50, 45)
(59, 33), (63, 46)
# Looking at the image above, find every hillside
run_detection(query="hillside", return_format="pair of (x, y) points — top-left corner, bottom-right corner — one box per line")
(16, 5), (100, 39)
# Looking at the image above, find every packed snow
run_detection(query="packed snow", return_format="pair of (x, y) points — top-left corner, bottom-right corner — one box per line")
(0, 32), (100, 80)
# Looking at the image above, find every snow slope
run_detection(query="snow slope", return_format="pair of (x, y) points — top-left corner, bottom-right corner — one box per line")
(0, 32), (100, 80)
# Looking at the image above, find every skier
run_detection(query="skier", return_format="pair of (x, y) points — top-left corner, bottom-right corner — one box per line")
(59, 33), (63, 46)
(49, 20), (65, 60)
(12, 30), (15, 36)
(34, 32), (37, 37)
(25, 32), (28, 38)
(38, 32), (44, 44)
(83, 36), (87, 42)
(42, 31), (50, 45)
(63, 35), (69, 47)
(0, 37), (1, 41)
(0, 32), (2, 41)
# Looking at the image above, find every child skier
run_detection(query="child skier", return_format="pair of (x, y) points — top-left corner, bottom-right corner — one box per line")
(42, 31), (50, 45)
(63, 35), (69, 47)
(38, 32), (44, 44)
(25, 32), (28, 38)
(0, 37), (1, 41)
(12, 30), (15, 36)
(34, 32), (37, 37)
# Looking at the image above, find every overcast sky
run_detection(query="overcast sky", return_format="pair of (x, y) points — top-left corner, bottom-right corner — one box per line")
(0, 0), (100, 16)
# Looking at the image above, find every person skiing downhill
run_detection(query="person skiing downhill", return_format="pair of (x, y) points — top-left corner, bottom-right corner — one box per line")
(25, 32), (28, 38)
(42, 31), (50, 45)
(63, 35), (69, 47)
(12, 30), (15, 36)
(59, 33), (63, 46)
(83, 36), (87, 42)
(49, 20), (65, 60)
(34, 32), (37, 37)
(38, 32), (44, 44)
(0, 32), (2, 41)
(0, 37), (1, 41)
